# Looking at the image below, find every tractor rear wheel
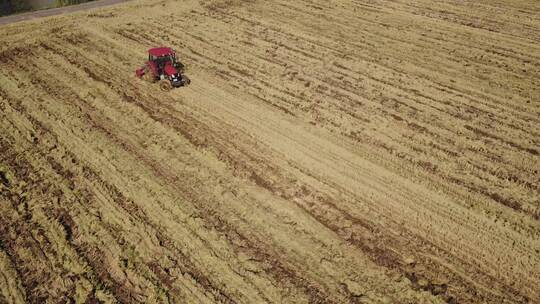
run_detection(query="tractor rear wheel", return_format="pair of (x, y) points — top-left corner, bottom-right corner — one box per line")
(142, 67), (154, 83)
(159, 79), (172, 91)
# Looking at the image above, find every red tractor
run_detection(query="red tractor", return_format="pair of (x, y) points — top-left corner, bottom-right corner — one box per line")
(136, 47), (190, 91)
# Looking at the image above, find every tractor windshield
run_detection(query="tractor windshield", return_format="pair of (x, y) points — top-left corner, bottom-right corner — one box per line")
(155, 54), (176, 66)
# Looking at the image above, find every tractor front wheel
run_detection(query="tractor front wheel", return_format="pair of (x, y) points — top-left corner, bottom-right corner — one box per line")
(159, 79), (172, 91)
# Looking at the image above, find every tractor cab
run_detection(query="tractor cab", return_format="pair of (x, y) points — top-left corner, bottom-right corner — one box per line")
(148, 47), (184, 74)
(148, 47), (175, 60)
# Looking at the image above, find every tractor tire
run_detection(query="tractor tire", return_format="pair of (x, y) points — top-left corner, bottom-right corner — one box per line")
(159, 79), (172, 91)
(142, 67), (154, 83)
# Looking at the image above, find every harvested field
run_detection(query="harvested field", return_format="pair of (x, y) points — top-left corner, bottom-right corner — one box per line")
(0, 0), (539, 303)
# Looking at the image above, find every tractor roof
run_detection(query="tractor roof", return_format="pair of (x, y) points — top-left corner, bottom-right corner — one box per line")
(148, 47), (174, 57)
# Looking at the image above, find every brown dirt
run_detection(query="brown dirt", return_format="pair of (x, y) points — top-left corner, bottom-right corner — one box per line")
(0, 0), (539, 303)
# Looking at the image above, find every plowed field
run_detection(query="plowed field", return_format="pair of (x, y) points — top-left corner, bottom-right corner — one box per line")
(1, 0), (539, 303)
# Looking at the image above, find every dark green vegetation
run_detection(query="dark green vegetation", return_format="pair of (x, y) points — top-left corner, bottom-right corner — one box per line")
(0, 0), (93, 16)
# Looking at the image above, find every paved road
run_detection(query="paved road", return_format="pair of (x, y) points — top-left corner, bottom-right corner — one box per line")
(0, 0), (130, 26)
